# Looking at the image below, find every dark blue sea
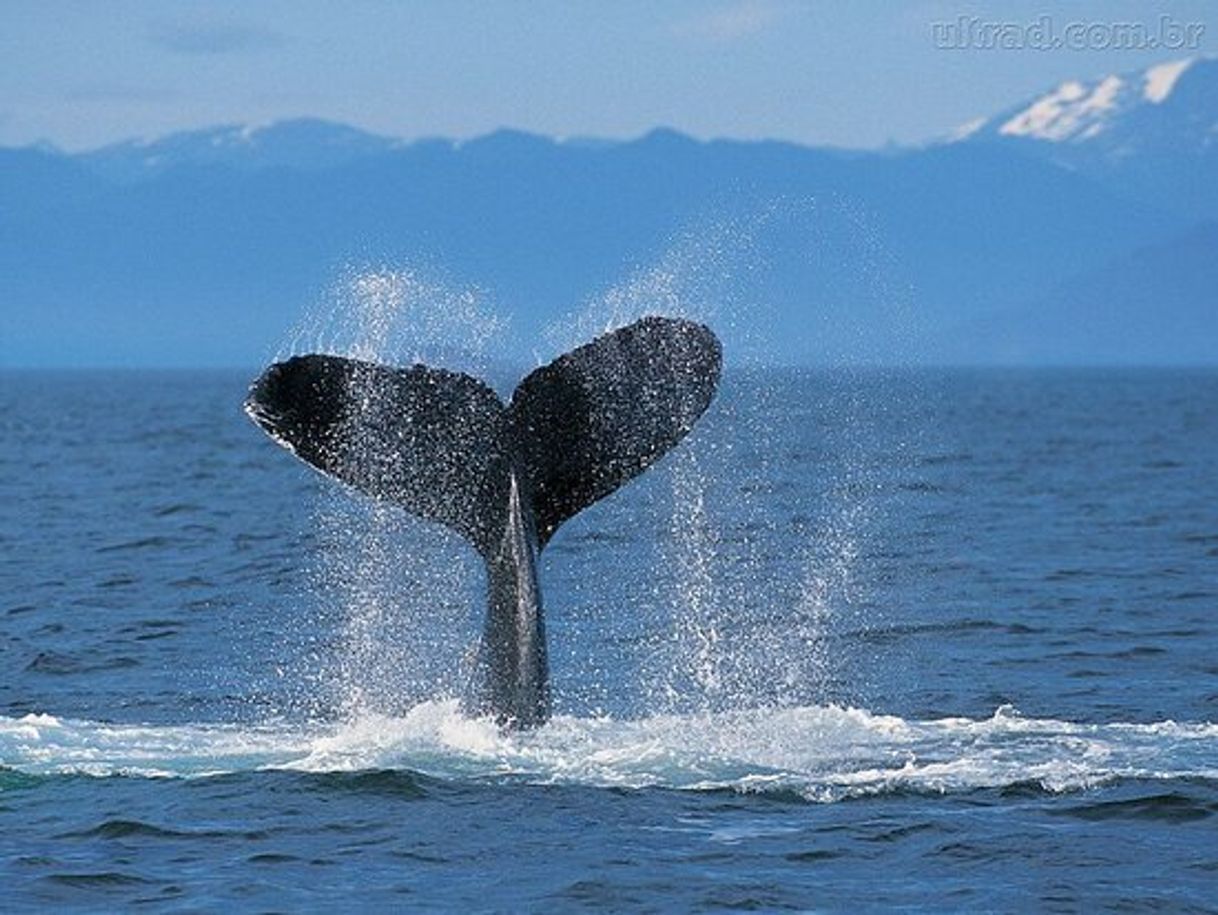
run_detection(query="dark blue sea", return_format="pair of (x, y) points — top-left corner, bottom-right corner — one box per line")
(2, 365), (1217, 911)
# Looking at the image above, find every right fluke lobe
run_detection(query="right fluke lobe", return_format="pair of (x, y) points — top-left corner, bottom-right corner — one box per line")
(509, 316), (721, 546)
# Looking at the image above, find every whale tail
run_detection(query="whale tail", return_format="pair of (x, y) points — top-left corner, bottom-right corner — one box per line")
(245, 315), (722, 555)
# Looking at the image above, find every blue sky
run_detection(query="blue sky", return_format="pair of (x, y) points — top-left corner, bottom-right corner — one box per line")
(3, 0), (1215, 151)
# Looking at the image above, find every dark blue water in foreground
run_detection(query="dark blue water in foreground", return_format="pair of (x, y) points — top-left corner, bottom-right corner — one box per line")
(2, 367), (1217, 911)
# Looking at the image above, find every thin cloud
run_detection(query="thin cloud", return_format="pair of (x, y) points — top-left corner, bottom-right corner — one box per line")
(150, 21), (286, 56)
(672, 0), (788, 43)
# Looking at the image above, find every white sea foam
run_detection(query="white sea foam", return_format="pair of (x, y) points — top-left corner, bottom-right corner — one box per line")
(3, 704), (1215, 800)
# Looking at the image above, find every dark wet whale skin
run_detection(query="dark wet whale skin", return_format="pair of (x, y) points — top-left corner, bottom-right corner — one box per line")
(479, 469), (548, 727)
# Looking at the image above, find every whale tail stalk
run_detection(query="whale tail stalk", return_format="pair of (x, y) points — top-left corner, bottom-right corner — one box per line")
(244, 315), (722, 726)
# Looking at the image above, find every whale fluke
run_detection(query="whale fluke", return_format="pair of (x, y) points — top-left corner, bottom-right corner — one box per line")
(512, 316), (721, 546)
(245, 315), (722, 727)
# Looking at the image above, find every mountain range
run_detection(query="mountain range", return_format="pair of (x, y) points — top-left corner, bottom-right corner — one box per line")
(1, 57), (1215, 367)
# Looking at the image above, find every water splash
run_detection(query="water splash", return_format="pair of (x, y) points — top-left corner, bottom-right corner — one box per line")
(655, 446), (725, 711)
(308, 495), (481, 719)
(541, 195), (920, 368)
(4, 706), (1216, 802)
(542, 207), (915, 717)
(266, 204), (917, 722)
(277, 265), (506, 718)
(282, 265), (507, 376)
(541, 208), (770, 364)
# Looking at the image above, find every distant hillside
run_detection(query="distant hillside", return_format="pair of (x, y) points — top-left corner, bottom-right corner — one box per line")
(1, 59), (1215, 367)
(951, 223), (1218, 365)
(78, 118), (406, 183)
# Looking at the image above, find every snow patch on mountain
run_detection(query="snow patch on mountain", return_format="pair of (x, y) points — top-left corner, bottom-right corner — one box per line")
(1143, 58), (1194, 103)
(999, 76), (1123, 141)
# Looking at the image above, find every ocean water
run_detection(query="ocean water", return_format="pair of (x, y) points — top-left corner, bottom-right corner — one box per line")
(1, 366), (1217, 911)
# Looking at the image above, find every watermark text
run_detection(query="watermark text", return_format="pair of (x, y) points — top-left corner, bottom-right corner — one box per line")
(932, 14), (1205, 51)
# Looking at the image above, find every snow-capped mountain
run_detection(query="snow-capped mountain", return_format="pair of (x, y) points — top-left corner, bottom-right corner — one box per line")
(956, 57), (1218, 217)
(962, 58), (1206, 144)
